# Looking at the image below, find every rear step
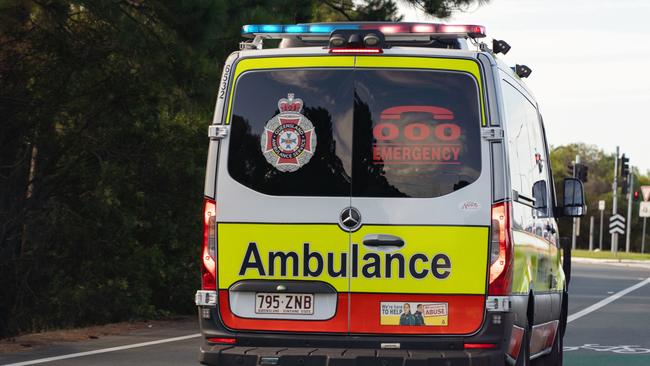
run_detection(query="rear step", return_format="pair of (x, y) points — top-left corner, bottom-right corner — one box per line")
(201, 345), (502, 366)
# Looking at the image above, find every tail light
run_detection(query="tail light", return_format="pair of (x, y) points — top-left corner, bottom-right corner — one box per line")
(207, 337), (236, 345)
(489, 202), (513, 295)
(464, 343), (497, 349)
(202, 198), (217, 290)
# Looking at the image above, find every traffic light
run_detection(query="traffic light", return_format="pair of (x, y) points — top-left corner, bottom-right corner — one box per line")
(620, 154), (630, 178)
(634, 191), (640, 201)
(622, 174), (629, 195)
(575, 163), (588, 182)
(567, 163), (575, 178)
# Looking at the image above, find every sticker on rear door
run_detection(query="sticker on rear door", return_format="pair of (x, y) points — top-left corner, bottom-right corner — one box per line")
(260, 93), (317, 172)
(380, 302), (448, 326)
(371, 106), (462, 165)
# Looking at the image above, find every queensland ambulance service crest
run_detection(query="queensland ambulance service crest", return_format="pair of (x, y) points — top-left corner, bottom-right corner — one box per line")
(260, 93), (317, 172)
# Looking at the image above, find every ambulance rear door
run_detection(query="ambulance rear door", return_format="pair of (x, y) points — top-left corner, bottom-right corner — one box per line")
(347, 56), (492, 335)
(214, 56), (356, 334)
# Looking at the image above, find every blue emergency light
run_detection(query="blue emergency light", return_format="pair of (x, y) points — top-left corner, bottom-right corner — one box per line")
(242, 24), (361, 36)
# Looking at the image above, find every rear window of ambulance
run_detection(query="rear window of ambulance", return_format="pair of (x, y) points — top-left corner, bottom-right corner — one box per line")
(227, 67), (481, 198)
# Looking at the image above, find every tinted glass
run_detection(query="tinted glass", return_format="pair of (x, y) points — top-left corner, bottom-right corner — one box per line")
(352, 70), (482, 198)
(227, 68), (482, 198)
(502, 81), (550, 216)
(228, 69), (354, 196)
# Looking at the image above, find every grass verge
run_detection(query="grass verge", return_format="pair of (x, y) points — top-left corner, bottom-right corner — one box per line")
(572, 249), (650, 261)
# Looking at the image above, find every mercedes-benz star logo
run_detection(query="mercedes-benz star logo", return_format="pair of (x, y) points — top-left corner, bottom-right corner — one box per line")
(339, 207), (362, 231)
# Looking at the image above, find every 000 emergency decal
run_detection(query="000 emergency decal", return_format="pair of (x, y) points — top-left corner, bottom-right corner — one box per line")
(372, 106), (463, 165)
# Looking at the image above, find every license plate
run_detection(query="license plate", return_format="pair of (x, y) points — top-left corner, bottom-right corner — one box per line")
(255, 293), (314, 315)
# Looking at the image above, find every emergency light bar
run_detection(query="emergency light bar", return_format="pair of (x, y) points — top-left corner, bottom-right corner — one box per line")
(241, 22), (486, 39)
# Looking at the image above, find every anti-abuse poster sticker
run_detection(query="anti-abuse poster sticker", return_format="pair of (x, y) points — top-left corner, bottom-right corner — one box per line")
(380, 302), (448, 326)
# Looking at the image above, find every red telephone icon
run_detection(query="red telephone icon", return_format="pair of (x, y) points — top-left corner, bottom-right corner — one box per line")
(380, 105), (454, 121)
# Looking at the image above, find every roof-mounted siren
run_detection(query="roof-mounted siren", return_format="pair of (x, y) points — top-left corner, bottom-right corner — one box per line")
(492, 39), (511, 55)
(328, 30), (385, 54)
(513, 64), (532, 78)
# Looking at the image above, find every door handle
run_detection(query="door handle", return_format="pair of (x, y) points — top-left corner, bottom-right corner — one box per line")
(362, 234), (405, 248)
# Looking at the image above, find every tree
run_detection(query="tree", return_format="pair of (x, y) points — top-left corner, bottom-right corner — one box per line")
(550, 143), (648, 252)
(316, 0), (487, 21)
(317, 0), (402, 21)
(0, 0), (489, 337)
(401, 0), (489, 18)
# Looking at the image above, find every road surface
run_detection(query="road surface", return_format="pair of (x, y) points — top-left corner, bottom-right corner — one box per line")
(1, 262), (648, 366)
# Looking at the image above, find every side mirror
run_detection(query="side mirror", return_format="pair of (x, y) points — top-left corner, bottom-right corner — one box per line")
(532, 180), (548, 215)
(561, 178), (586, 217)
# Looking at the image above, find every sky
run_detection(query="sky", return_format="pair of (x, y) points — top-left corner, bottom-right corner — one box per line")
(400, 0), (650, 172)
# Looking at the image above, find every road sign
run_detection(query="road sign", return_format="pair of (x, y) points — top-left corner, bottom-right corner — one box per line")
(641, 186), (650, 202)
(610, 213), (625, 222)
(640, 202), (650, 218)
(598, 200), (606, 211)
(609, 214), (626, 235)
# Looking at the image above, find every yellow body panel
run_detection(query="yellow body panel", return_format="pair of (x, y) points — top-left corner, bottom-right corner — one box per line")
(350, 225), (488, 294)
(512, 230), (561, 294)
(218, 223), (489, 295)
(218, 223), (349, 291)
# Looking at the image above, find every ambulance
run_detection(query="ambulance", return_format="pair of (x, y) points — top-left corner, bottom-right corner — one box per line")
(195, 22), (586, 366)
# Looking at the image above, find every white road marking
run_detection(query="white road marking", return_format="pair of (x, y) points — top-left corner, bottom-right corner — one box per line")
(0, 333), (200, 366)
(568, 277), (650, 323)
(564, 344), (650, 354)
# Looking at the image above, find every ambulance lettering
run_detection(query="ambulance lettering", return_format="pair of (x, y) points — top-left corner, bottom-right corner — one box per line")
(238, 242), (451, 280)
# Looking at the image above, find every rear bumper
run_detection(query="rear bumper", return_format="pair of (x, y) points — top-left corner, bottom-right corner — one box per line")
(200, 345), (503, 366)
(197, 294), (517, 366)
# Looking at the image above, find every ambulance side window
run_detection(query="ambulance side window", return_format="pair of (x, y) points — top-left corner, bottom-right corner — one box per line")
(528, 112), (551, 217)
(502, 81), (550, 217)
(539, 116), (558, 214)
